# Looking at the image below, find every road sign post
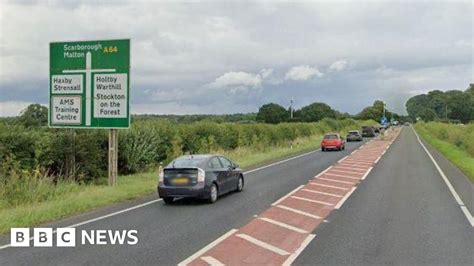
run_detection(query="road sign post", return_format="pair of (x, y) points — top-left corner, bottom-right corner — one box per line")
(49, 39), (130, 186)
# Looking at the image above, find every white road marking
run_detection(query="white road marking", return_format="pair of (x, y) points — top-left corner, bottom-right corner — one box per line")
(178, 229), (238, 266)
(271, 185), (304, 206)
(324, 172), (360, 180)
(236, 233), (290, 256)
(201, 256), (224, 266)
(318, 177), (355, 185)
(374, 156), (381, 164)
(337, 156), (348, 163)
(333, 165), (367, 171)
(337, 163), (371, 170)
(330, 168), (364, 175)
(360, 167), (373, 180)
(413, 127), (474, 227)
(301, 188), (343, 198)
(290, 196), (333, 206)
(340, 160), (373, 165)
(315, 166), (333, 178)
(282, 234), (316, 266)
(309, 182), (349, 190)
(276, 205), (322, 219)
(258, 217), (308, 234)
(342, 158), (375, 163)
(334, 187), (357, 209)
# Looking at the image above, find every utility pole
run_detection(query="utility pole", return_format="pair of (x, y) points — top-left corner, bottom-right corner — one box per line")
(290, 96), (294, 119)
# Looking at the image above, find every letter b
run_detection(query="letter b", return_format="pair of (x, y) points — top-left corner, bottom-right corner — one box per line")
(34, 228), (53, 247)
(11, 228), (30, 247)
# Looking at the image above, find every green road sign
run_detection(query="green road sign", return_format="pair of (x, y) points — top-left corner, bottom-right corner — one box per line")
(49, 39), (130, 128)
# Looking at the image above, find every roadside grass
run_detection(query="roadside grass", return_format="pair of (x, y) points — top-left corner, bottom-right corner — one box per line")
(415, 123), (474, 183)
(0, 134), (321, 234)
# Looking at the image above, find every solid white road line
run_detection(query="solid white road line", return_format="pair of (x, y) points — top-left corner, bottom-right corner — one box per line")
(276, 205), (322, 219)
(309, 182), (349, 190)
(337, 156), (348, 163)
(412, 127), (474, 227)
(244, 149), (320, 174)
(271, 185), (304, 206)
(374, 156), (381, 164)
(324, 172), (360, 180)
(290, 196), (333, 206)
(301, 188), (343, 198)
(236, 233), (290, 256)
(282, 234), (316, 266)
(178, 229), (238, 266)
(201, 256), (224, 266)
(334, 187), (357, 209)
(360, 167), (373, 180)
(318, 177), (355, 185)
(258, 217), (308, 234)
(315, 166), (333, 178)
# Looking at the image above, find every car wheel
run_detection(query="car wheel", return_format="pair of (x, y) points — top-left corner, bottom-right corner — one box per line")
(208, 183), (218, 204)
(236, 175), (244, 192)
(162, 197), (174, 204)
(321, 147), (325, 152)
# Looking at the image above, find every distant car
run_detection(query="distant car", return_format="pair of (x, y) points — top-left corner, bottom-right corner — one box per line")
(362, 126), (376, 137)
(158, 155), (244, 204)
(346, 130), (363, 142)
(321, 133), (345, 151)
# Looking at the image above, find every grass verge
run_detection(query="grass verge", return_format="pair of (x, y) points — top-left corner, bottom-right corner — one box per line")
(0, 134), (322, 234)
(415, 124), (474, 183)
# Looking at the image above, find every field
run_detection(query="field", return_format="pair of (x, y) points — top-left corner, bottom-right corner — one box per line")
(0, 118), (375, 233)
(415, 122), (474, 182)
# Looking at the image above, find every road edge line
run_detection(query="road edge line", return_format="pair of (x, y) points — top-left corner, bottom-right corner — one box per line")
(282, 234), (316, 266)
(412, 126), (474, 227)
(272, 185), (304, 206)
(334, 187), (357, 209)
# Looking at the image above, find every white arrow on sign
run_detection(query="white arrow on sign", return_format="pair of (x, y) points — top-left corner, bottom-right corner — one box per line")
(62, 52), (116, 126)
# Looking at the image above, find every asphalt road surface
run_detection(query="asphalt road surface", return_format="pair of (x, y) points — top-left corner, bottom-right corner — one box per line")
(1, 127), (472, 265)
(295, 127), (474, 265)
(0, 138), (367, 265)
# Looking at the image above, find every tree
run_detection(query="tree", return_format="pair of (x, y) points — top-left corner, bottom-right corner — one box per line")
(18, 104), (48, 128)
(297, 102), (337, 122)
(357, 100), (386, 121)
(256, 103), (288, 124)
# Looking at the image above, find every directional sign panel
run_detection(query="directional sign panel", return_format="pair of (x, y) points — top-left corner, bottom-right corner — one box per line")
(49, 39), (130, 128)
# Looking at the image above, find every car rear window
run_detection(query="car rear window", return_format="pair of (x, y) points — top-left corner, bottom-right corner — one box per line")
(349, 131), (358, 135)
(324, 134), (338, 140)
(168, 157), (207, 168)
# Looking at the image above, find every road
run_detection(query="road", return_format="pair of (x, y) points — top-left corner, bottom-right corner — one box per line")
(1, 127), (473, 265)
(0, 136), (367, 265)
(295, 127), (474, 265)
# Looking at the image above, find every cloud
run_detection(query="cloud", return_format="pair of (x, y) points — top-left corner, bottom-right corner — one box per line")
(209, 68), (273, 89)
(329, 60), (348, 72)
(285, 65), (323, 81)
(0, 101), (33, 116)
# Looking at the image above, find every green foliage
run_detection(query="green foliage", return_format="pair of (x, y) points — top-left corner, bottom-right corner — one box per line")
(297, 102), (337, 122)
(17, 104), (48, 128)
(256, 103), (289, 124)
(406, 86), (474, 123)
(356, 100), (394, 122)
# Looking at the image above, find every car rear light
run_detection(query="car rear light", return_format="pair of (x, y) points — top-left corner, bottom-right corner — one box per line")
(197, 168), (205, 183)
(158, 170), (164, 184)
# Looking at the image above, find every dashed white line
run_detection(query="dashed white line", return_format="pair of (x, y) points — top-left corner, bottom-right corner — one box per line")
(301, 188), (343, 198)
(178, 229), (238, 266)
(282, 234), (316, 266)
(290, 196), (333, 206)
(374, 156), (381, 164)
(360, 167), (373, 180)
(276, 205), (322, 219)
(201, 256), (224, 266)
(236, 233), (290, 256)
(258, 217), (308, 234)
(309, 182), (349, 190)
(334, 187), (357, 209)
(271, 185), (304, 206)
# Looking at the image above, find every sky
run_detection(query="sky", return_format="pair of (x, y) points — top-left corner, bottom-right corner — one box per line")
(0, 0), (472, 116)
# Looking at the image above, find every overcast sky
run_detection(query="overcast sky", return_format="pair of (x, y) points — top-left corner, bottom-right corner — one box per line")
(0, 0), (472, 116)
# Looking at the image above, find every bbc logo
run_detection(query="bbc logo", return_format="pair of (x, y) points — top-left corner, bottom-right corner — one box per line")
(11, 228), (76, 247)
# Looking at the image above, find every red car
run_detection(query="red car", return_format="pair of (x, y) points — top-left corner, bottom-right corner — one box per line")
(321, 133), (345, 151)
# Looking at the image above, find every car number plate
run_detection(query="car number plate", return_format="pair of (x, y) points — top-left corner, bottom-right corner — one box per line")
(172, 177), (189, 185)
